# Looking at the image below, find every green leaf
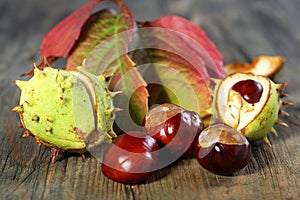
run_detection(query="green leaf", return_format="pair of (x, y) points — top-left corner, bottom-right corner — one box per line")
(80, 2), (148, 130)
(134, 48), (211, 117)
(66, 9), (118, 69)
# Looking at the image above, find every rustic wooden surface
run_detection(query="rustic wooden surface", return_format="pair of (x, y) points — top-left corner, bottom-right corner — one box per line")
(1, 0), (300, 199)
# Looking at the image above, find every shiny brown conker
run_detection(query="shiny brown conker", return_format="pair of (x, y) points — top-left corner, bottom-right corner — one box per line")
(193, 123), (251, 175)
(101, 131), (159, 184)
(232, 79), (263, 103)
(144, 103), (204, 155)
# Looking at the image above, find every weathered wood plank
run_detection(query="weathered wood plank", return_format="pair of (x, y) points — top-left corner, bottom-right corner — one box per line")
(1, 0), (300, 199)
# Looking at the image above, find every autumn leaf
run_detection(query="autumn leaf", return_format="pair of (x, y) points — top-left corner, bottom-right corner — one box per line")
(66, 9), (118, 69)
(139, 16), (225, 80)
(40, 0), (100, 60)
(81, 1), (148, 129)
(129, 16), (225, 117)
(150, 16), (225, 78)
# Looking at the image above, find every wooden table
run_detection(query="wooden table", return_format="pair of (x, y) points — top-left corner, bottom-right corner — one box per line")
(1, 0), (299, 199)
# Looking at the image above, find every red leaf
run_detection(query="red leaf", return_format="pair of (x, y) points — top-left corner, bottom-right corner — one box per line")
(140, 15), (225, 80)
(129, 16), (225, 116)
(40, 0), (100, 58)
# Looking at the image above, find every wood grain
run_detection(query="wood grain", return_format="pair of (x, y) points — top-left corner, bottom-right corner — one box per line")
(1, 0), (299, 199)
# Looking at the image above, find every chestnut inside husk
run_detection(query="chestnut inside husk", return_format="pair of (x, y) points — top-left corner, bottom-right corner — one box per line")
(232, 79), (263, 104)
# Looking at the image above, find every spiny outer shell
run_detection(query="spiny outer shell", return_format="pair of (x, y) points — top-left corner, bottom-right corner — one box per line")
(71, 67), (117, 148)
(212, 72), (280, 141)
(14, 66), (116, 153)
(242, 79), (279, 140)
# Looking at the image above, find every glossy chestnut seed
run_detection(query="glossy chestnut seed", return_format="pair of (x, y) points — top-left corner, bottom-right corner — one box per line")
(193, 124), (251, 175)
(232, 79), (263, 104)
(145, 103), (204, 155)
(101, 131), (159, 184)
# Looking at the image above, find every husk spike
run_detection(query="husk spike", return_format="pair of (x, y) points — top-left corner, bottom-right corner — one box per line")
(12, 105), (24, 113)
(270, 127), (278, 137)
(276, 119), (288, 127)
(263, 136), (272, 147)
(279, 109), (289, 116)
(282, 102), (293, 106)
(114, 107), (124, 113)
(14, 80), (28, 90)
(280, 93), (289, 98)
(22, 130), (31, 137)
(105, 107), (114, 114)
(276, 81), (287, 90)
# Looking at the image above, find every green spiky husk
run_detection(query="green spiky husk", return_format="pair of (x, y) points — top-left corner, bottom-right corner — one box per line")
(241, 81), (280, 141)
(212, 73), (282, 142)
(14, 66), (116, 153)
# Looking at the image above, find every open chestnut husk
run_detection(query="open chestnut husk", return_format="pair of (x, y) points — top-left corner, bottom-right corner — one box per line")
(193, 123), (251, 175)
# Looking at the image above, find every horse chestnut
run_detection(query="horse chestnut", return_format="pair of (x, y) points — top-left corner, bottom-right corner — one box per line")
(101, 131), (159, 184)
(193, 123), (251, 175)
(232, 79), (263, 103)
(144, 104), (204, 155)
(212, 72), (288, 146)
